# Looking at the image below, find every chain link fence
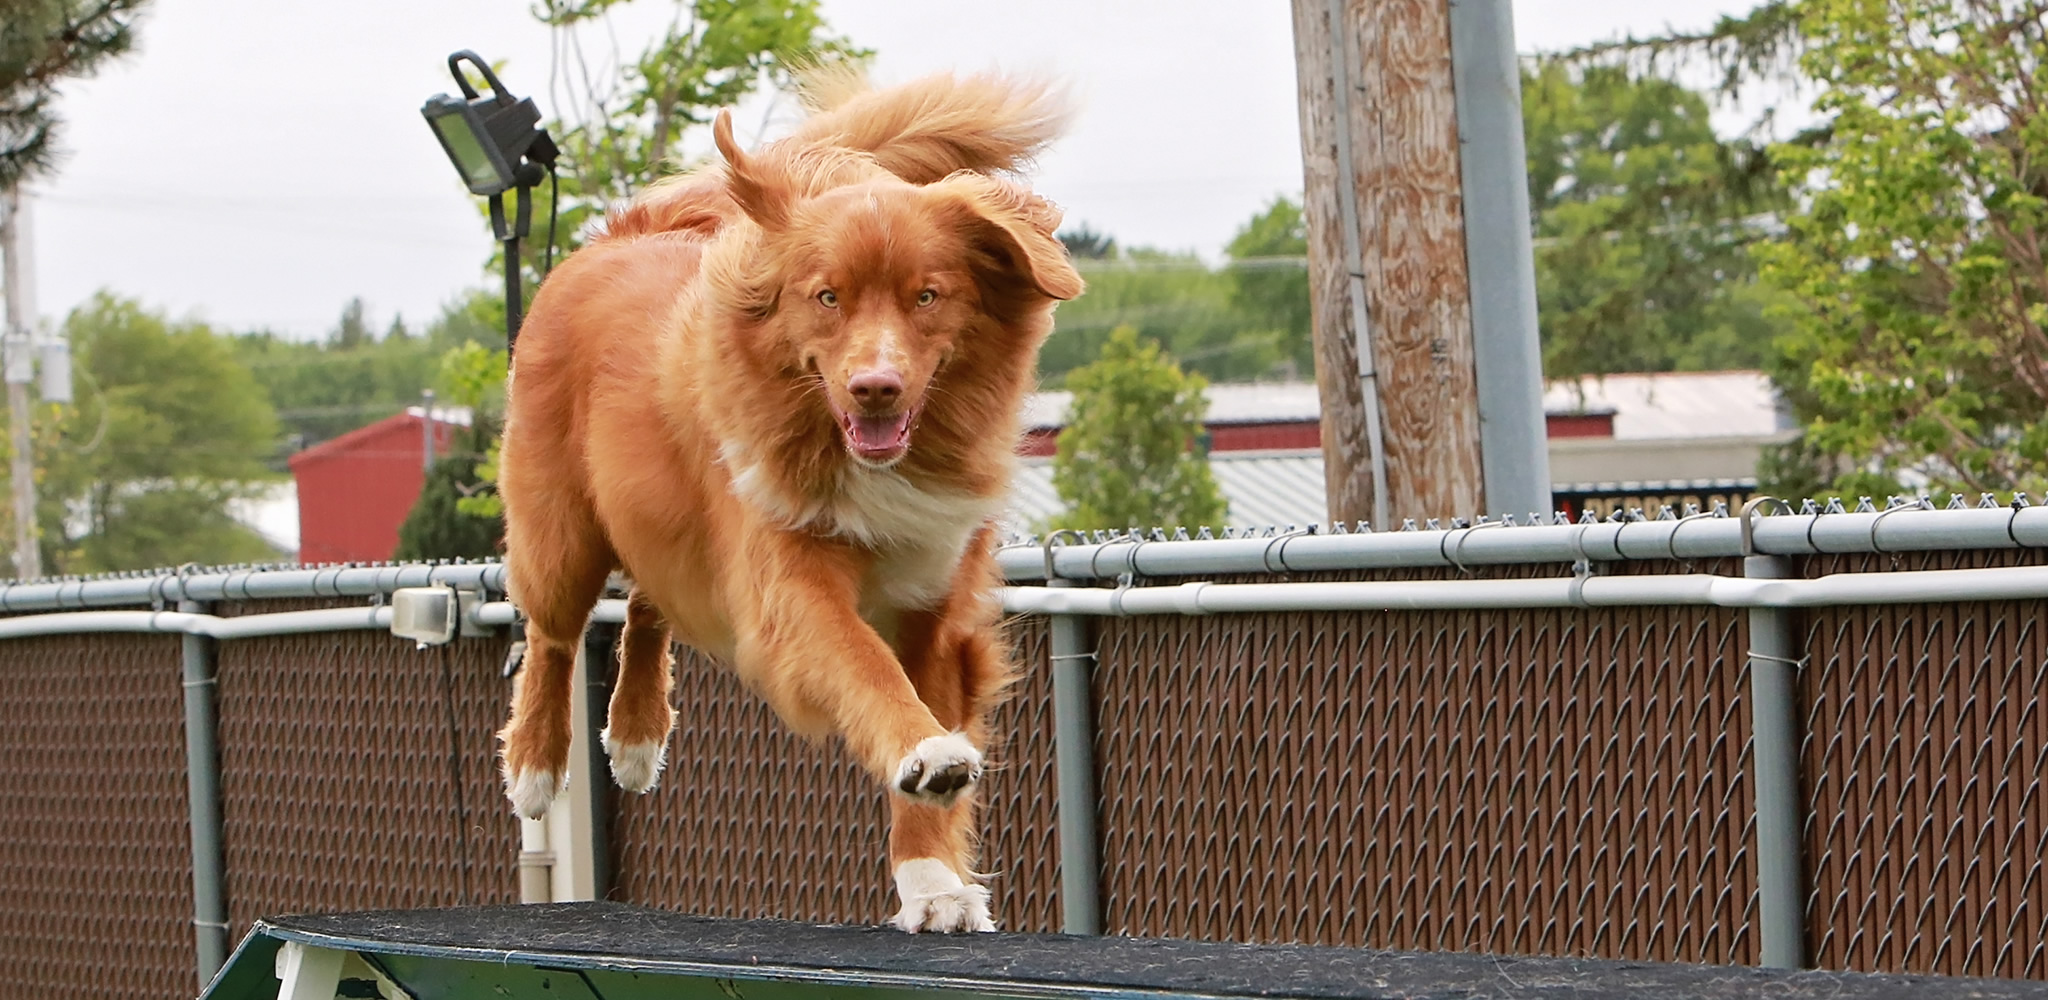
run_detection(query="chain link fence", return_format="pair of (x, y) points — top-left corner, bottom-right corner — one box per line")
(0, 543), (2043, 997)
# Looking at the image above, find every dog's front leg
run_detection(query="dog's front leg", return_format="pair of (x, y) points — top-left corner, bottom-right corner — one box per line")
(733, 534), (982, 806)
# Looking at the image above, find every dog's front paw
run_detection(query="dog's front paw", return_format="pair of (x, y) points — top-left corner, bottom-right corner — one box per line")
(893, 732), (982, 805)
(891, 858), (996, 933)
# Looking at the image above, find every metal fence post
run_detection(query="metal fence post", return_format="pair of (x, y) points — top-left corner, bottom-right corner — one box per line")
(582, 623), (617, 900)
(177, 599), (229, 988)
(1047, 579), (1101, 935)
(1744, 554), (1808, 968)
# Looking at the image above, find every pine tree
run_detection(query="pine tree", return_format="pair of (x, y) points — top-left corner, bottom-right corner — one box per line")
(0, 1), (150, 188)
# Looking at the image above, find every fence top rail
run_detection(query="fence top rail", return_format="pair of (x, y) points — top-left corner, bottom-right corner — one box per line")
(998, 503), (2048, 581)
(205, 902), (2039, 1000)
(0, 504), (2041, 614)
(0, 561), (506, 615)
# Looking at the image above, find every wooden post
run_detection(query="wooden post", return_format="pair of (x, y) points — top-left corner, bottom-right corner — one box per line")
(1291, 0), (1487, 526)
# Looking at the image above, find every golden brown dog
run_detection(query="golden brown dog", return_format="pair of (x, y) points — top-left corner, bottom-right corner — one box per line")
(493, 72), (1081, 933)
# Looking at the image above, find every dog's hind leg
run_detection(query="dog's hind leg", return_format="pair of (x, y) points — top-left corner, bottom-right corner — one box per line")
(601, 587), (676, 792)
(498, 512), (613, 819)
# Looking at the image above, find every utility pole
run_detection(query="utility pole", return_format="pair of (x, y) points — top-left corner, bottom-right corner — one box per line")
(1290, 0), (1550, 525)
(0, 186), (40, 580)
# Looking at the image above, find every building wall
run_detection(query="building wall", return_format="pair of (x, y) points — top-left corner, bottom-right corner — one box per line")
(291, 417), (459, 564)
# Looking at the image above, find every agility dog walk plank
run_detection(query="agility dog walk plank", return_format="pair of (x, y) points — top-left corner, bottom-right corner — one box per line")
(204, 901), (2039, 1000)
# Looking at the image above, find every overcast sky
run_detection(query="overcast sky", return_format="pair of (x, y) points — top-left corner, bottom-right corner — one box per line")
(21, 0), (1768, 341)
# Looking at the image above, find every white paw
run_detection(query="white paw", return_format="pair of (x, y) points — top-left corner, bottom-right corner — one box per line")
(602, 727), (668, 793)
(503, 765), (565, 819)
(890, 858), (996, 933)
(892, 732), (983, 805)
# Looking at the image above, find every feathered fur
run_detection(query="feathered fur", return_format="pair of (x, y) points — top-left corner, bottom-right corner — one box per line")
(606, 70), (1071, 239)
(493, 72), (1082, 935)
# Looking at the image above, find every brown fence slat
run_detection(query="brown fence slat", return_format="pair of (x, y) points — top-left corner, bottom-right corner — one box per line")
(0, 632), (191, 1000)
(214, 602), (520, 941)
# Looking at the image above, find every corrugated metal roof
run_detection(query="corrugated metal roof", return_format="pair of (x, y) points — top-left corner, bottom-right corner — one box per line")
(1024, 372), (1787, 442)
(1007, 452), (1766, 532)
(1541, 372), (1787, 440)
(1022, 383), (1320, 429)
(1008, 451), (1330, 531)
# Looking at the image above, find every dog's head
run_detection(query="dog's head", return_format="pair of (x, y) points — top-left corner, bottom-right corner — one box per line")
(705, 111), (1083, 469)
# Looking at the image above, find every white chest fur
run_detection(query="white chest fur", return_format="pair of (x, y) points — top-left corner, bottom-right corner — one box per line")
(838, 466), (1002, 612)
(723, 444), (1004, 612)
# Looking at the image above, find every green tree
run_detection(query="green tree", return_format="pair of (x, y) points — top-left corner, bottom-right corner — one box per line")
(1050, 326), (1226, 532)
(36, 293), (280, 572)
(231, 290), (501, 457)
(395, 341), (506, 560)
(1224, 197), (1313, 379)
(1754, 0), (2048, 497)
(0, 0), (148, 187)
(512, 0), (868, 284)
(1560, 0), (2048, 497)
(1522, 63), (1792, 379)
(1044, 249), (1279, 385)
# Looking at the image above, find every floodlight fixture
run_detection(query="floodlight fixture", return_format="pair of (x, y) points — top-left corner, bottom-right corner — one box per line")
(421, 52), (556, 197)
(420, 50), (558, 357)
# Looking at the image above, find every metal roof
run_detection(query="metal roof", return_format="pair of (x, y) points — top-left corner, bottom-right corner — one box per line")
(1009, 450), (1331, 531)
(1025, 372), (1787, 441)
(1008, 452), (1768, 532)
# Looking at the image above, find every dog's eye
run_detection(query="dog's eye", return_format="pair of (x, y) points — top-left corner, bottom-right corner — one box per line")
(916, 289), (937, 307)
(817, 290), (839, 308)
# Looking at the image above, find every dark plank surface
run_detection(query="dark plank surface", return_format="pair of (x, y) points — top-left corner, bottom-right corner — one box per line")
(259, 902), (2047, 1000)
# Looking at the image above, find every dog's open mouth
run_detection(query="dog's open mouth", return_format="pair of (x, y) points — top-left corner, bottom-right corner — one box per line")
(839, 407), (920, 464)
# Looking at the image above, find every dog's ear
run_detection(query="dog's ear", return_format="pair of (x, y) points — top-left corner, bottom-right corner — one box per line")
(935, 173), (1085, 302)
(714, 110), (791, 230)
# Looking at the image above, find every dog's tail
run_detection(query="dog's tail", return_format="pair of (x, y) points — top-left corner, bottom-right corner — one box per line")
(788, 68), (1074, 183)
(603, 70), (1071, 240)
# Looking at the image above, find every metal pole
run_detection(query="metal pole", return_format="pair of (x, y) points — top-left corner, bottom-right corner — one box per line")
(421, 389), (437, 471)
(1448, 0), (1552, 518)
(178, 598), (230, 987)
(582, 624), (616, 900)
(1047, 579), (1101, 934)
(1744, 554), (1808, 967)
(0, 186), (39, 580)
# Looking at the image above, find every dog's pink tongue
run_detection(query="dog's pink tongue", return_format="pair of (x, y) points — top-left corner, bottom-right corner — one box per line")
(850, 412), (912, 452)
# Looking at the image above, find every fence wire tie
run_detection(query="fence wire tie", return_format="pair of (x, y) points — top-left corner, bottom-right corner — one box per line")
(1867, 497), (1929, 557)
(191, 918), (230, 930)
(1262, 527), (1312, 574)
(1747, 650), (1809, 671)
(1118, 533), (1151, 579)
(1663, 510), (1715, 572)
(2010, 498), (2033, 549)
(1442, 520), (1504, 576)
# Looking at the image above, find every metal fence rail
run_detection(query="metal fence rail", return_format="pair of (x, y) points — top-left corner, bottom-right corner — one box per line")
(0, 507), (2044, 998)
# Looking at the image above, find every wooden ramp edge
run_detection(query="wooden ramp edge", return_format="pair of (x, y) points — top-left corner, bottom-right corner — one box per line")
(201, 901), (2036, 1000)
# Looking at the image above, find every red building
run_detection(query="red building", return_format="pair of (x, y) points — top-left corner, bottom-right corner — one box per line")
(288, 407), (465, 564)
